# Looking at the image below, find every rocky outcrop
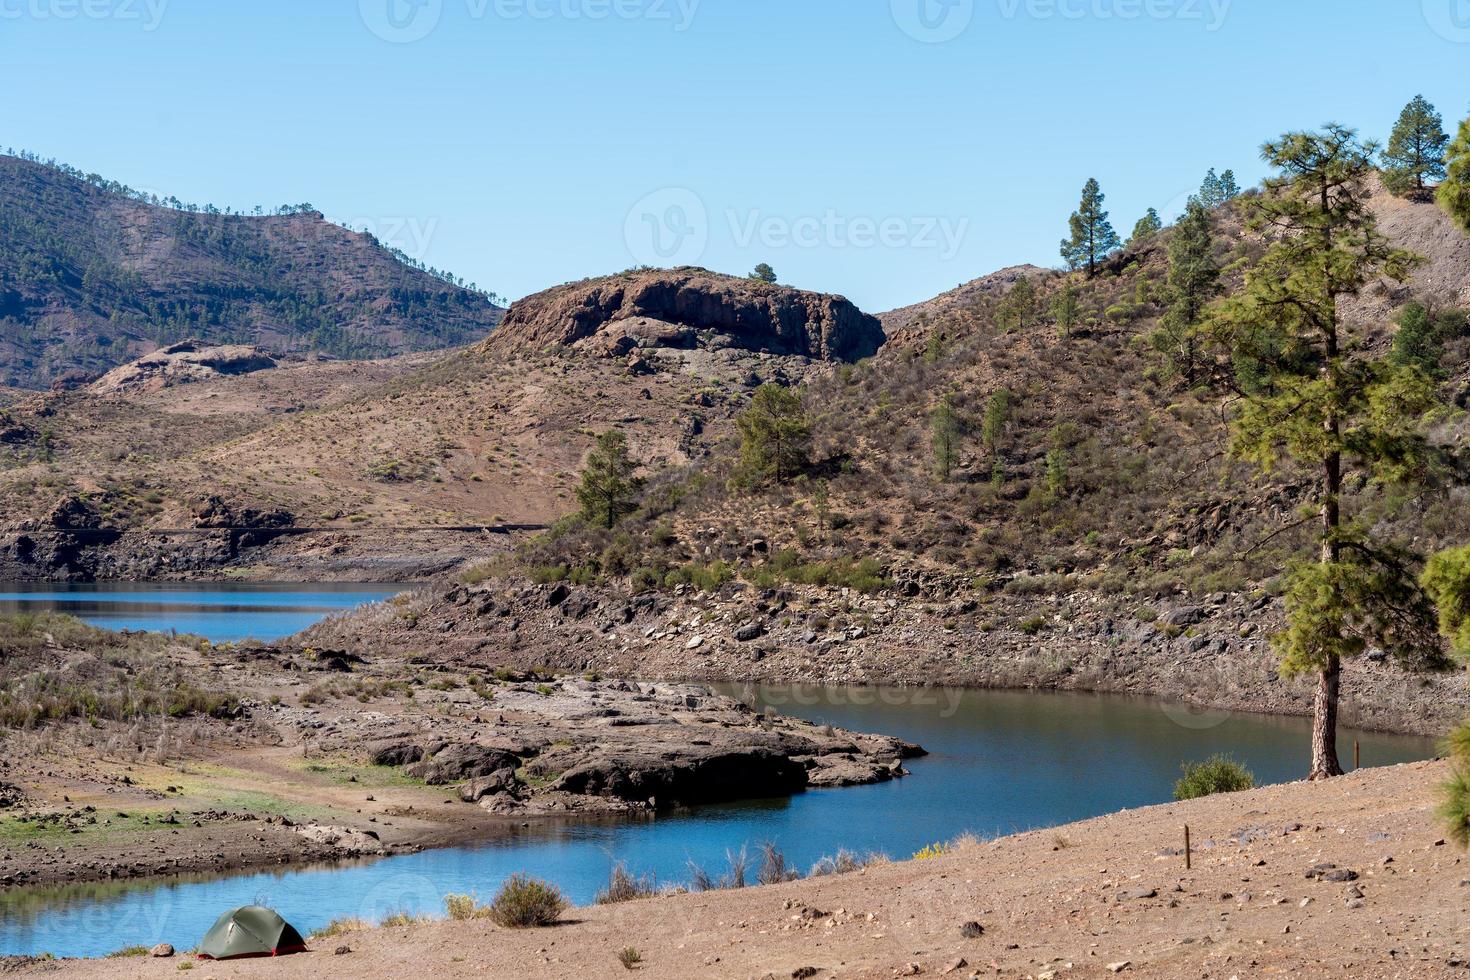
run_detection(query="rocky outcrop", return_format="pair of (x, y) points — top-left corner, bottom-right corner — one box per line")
(91, 342), (278, 394)
(486, 268), (884, 362)
(340, 678), (921, 816)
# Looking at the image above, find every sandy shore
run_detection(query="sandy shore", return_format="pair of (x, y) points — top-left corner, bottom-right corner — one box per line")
(19, 760), (1466, 979)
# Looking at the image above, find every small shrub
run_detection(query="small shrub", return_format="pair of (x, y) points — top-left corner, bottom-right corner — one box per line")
(912, 842), (950, 860)
(596, 863), (657, 905)
(1018, 615), (1048, 635)
(1173, 756), (1255, 801)
(487, 874), (567, 928)
(757, 842), (797, 885)
(618, 947), (643, 971)
(444, 893), (486, 921)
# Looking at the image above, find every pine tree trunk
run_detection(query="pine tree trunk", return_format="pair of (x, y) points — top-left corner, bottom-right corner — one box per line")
(1309, 654), (1344, 780)
(1311, 440), (1345, 779)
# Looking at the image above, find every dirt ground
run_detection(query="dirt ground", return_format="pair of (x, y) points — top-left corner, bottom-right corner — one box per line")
(21, 760), (1468, 979)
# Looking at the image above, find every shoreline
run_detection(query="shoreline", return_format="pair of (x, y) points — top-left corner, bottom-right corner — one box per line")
(11, 760), (1462, 976)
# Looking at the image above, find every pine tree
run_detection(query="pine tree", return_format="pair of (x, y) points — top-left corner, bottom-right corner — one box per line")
(749, 263), (778, 284)
(1060, 179), (1121, 276)
(575, 430), (643, 530)
(1440, 114), (1470, 234)
(931, 396), (962, 481)
(1204, 124), (1447, 780)
(981, 389), (1011, 452)
(1388, 301), (1445, 376)
(1198, 168), (1226, 208)
(736, 383), (811, 484)
(1381, 95), (1450, 196)
(997, 276), (1038, 331)
(1420, 546), (1470, 847)
(1051, 281), (1080, 340)
(1151, 199), (1220, 382)
(1219, 169), (1242, 201)
(1126, 208), (1162, 248)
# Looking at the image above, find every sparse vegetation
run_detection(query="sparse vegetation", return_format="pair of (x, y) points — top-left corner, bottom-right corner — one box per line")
(1174, 756), (1255, 800)
(486, 874), (567, 928)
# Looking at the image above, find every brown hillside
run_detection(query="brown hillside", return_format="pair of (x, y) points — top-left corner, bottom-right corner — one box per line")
(0, 154), (503, 388)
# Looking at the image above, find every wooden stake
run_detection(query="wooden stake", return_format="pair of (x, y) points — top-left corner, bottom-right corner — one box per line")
(1184, 825), (1192, 870)
(1354, 739), (1361, 771)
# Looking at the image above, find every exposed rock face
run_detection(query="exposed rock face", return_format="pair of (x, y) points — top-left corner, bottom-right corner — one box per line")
(487, 268), (885, 362)
(91, 341), (278, 394)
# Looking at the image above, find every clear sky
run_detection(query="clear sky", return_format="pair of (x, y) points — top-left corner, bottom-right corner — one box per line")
(2, 0), (1467, 311)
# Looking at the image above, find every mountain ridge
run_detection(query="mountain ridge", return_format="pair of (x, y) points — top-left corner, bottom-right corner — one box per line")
(0, 153), (504, 388)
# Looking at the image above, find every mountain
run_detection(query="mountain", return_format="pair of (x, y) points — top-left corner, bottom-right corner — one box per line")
(0, 153), (504, 388)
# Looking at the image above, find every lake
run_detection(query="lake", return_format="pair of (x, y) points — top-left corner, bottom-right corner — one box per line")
(0, 582), (403, 642)
(0, 679), (1437, 959)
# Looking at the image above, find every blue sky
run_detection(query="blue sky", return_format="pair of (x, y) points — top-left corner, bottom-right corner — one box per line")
(2, 0), (1468, 311)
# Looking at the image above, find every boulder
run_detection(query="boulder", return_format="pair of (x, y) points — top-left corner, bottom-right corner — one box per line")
(371, 743), (424, 767)
(733, 622), (764, 642)
(459, 768), (522, 803)
(407, 744), (521, 785)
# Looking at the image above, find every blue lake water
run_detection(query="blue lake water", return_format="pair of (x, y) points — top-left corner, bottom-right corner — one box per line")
(0, 679), (1438, 959)
(0, 583), (403, 642)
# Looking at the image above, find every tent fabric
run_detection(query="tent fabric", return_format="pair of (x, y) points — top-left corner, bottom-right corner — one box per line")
(196, 906), (308, 960)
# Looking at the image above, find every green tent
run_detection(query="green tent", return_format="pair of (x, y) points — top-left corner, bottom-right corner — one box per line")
(196, 906), (308, 960)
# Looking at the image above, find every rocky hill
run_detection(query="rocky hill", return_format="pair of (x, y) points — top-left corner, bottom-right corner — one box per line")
(0, 153), (504, 389)
(486, 267), (884, 362)
(0, 268), (878, 579)
(305, 182), (1470, 736)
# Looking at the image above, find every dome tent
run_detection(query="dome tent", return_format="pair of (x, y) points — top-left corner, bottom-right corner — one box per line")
(196, 906), (308, 960)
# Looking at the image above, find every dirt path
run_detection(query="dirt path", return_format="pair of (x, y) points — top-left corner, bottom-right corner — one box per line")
(24, 761), (1468, 979)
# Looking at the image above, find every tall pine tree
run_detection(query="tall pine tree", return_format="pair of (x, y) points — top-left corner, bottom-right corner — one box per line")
(1440, 113), (1470, 234)
(1060, 178), (1120, 277)
(1204, 124), (1447, 780)
(1198, 168), (1226, 208)
(1151, 199), (1219, 382)
(1382, 95), (1450, 196)
(1219, 170), (1241, 200)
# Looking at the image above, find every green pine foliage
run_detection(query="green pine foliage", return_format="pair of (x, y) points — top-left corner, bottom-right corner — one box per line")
(576, 430), (644, 530)
(931, 395), (962, 481)
(1050, 281), (1080, 339)
(1388, 301), (1445, 375)
(997, 276), (1039, 332)
(1422, 545), (1470, 659)
(1381, 95), (1450, 196)
(1060, 178), (1121, 276)
(736, 383), (812, 484)
(1127, 208), (1163, 248)
(1151, 199), (1220, 383)
(1203, 124), (1448, 778)
(749, 263), (778, 283)
(1440, 114), (1470, 234)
